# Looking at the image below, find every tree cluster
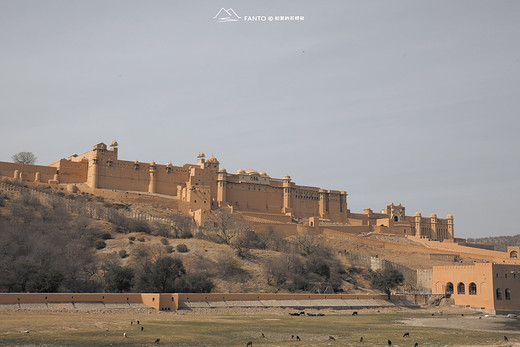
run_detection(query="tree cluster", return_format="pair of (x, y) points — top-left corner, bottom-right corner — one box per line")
(264, 235), (346, 293)
(370, 268), (404, 299)
(102, 246), (214, 293)
(0, 192), (99, 292)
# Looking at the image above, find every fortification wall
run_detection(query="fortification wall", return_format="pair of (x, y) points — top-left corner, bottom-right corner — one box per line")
(51, 159), (87, 183)
(226, 182), (284, 214)
(321, 225), (373, 235)
(347, 253), (430, 290)
(0, 162), (57, 183)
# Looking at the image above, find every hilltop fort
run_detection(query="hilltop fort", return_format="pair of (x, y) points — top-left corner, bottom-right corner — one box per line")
(0, 141), (453, 241)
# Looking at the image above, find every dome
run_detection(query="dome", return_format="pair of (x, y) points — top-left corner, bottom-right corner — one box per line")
(134, 160), (139, 164)
(246, 169), (259, 175)
(207, 155), (219, 163)
(150, 161), (156, 166)
(197, 152), (205, 158)
(218, 168), (227, 173)
(236, 169), (246, 174)
(447, 214), (454, 219)
(110, 140), (118, 147)
(430, 213), (437, 218)
(414, 211), (421, 217)
(283, 175), (291, 180)
(259, 171), (267, 176)
(166, 162), (172, 167)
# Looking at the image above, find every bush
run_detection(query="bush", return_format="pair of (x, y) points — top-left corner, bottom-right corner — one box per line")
(128, 236), (136, 241)
(119, 249), (128, 258)
(165, 245), (174, 253)
(94, 240), (107, 249)
(138, 237), (145, 242)
(101, 233), (113, 240)
(175, 274), (214, 293)
(160, 238), (169, 245)
(127, 220), (152, 234)
(180, 230), (193, 239)
(176, 244), (189, 253)
(153, 223), (171, 237)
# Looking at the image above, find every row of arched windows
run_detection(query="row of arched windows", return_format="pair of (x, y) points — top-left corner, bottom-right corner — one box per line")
(496, 288), (511, 300)
(446, 282), (477, 295)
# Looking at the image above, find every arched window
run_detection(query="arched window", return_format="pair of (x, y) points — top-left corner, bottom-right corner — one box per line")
(496, 288), (503, 300)
(505, 288), (511, 300)
(510, 251), (518, 258)
(394, 216), (399, 222)
(457, 282), (465, 294)
(446, 282), (454, 295)
(469, 282), (477, 295)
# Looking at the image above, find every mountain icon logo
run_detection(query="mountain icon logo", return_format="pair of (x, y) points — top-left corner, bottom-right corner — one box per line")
(214, 8), (241, 22)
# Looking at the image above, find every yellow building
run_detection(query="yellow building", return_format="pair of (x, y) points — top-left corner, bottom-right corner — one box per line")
(0, 141), (453, 240)
(433, 258), (520, 313)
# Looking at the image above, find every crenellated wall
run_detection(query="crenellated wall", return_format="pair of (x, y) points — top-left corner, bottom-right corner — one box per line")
(0, 161), (57, 184)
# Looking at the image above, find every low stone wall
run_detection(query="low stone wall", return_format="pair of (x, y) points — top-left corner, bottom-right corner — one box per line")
(0, 293), (411, 311)
(346, 253), (432, 291)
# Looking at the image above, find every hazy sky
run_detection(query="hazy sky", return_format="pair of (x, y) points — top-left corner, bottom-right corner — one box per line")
(1, 1), (519, 238)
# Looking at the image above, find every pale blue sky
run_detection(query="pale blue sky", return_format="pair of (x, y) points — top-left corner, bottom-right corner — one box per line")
(1, 1), (519, 238)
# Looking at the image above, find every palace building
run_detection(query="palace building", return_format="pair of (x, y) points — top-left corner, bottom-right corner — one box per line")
(0, 141), (454, 240)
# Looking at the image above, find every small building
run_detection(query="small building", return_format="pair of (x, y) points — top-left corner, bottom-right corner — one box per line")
(433, 263), (520, 313)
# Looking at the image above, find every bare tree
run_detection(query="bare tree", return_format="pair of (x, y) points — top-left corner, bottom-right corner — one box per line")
(203, 208), (238, 244)
(12, 152), (37, 164)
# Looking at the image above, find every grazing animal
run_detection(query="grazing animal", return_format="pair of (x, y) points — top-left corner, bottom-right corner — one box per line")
(300, 311), (305, 315)
(131, 321), (133, 325)
(352, 311), (358, 316)
(246, 341), (253, 347)
(329, 336), (336, 341)
(461, 314), (464, 317)
(291, 335), (294, 339)
(360, 336), (363, 342)
(123, 333), (127, 338)
(261, 333), (265, 338)
(307, 313), (316, 316)
(137, 320), (140, 325)
(296, 336), (301, 341)
(23, 330), (29, 334)
(504, 335), (509, 342)
(317, 313), (325, 316)
(154, 338), (160, 344)
(387, 339), (392, 346)
(431, 313), (435, 316)
(479, 317), (482, 319)
(289, 313), (300, 316)
(141, 326), (144, 332)
(414, 343), (419, 347)
(403, 332), (410, 337)
(105, 328), (109, 332)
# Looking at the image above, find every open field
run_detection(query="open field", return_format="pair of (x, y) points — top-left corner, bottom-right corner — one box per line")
(0, 308), (519, 346)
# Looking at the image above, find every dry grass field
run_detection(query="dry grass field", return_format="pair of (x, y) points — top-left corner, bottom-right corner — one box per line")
(0, 308), (519, 346)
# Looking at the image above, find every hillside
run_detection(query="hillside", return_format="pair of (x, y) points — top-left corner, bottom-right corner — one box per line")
(467, 235), (520, 252)
(0, 181), (373, 294)
(2, 180), (505, 295)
